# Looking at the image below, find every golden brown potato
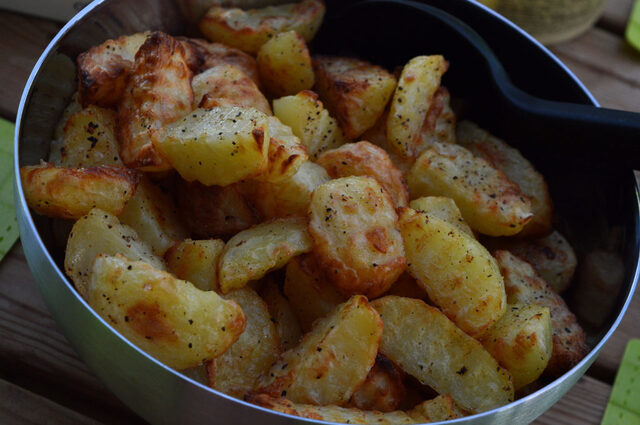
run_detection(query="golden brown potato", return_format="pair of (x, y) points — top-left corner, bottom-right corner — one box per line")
(409, 196), (473, 237)
(407, 395), (458, 422)
(313, 56), (397, 140)
(371, 296), (514, 413)
(65, 208), (164, 298)
(479, 304), (553, 390)
(199, 0), (325, 54)
(309, 176), (406, 298)
(348, 356), (406, 412)
(21, 163), (139, 219)
(207, 288), (279, 398)
(165, 239), (225, 291)
(260, 278), (303, 351)
(315, 141), (409, 208)
(399, 207), (506, 337)
(117, 32), (193, 171)
(257, 30), (314, 97)
(361, 109), (415, 176)
(408, 141), (533, 236)
(218, 218), (313, 293)
(385, 272), (428, 300)
(258, 295), (382, 405)
(387, 55), (448, 158)
(77, 32), (148, 107)
(257, 117), (308, 183)
(88, 254), (246, 370)
(494, 250), (588, 377)
(457, 121), (553, 237)
(157, 106), (270, 186)
(417, 86), (456, 150)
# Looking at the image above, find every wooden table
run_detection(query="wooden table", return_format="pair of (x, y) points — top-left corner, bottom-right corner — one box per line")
(1, 1), (639, 423)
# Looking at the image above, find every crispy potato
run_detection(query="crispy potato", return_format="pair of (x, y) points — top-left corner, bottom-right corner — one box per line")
(398, 208), (506, 336)
(261, 278), (303, 351)
(313, 56), (397, 140)
(479, 304), (552, 390)
(309, 176), (406, 298)
(257, 117), (308, 183)
(165, 239), (225, 291)
(65, 208), (164, 298)
(199, 0), (325, 54)
(385, 272), (428, 300)
(257, 30), (314, 97)
(494, 250), (588, 377)
(371, 296), (514, 413)
(77, 32), (148, 107)
(408, 141), (533, 236)
(284, 254), (346, 331)
(218, 218), (313, 293)
(178, 180), (257, 239)
(316, 141), (409, 208)
(457, 121), (553, 237)
(258, 295), (382, 405)
(417, 86), (456, 149)
(119, 177), (188, 256)
(407, 395), (458, 422)
(207, 288), (279, 398)
(21, 163), (139, 219)
(191, 64), (271, 115)
(157, 106), (270, 186)
(273, 90), (346, 159)
(409, 196), (473, 237)
(348, 356), (406, 412)
(117, 32), (193, 171)
(361, 109), (415, 176)
(88, 255), (246, 369)
(387, 55), (448, 158)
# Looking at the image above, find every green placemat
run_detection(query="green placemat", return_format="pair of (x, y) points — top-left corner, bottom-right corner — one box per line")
(626, 0), (640, 52)
(0, 118), (19, 261)
(601, 339), (640, 425)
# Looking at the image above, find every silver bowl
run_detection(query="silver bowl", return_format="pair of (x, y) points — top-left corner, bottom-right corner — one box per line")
(13, 0), (640, 424)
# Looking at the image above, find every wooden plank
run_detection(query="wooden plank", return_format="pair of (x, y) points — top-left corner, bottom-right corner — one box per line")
(599, 0), (634, 34)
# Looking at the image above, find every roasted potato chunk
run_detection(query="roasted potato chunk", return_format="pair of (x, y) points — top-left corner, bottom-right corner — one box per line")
(257, 30), (314, 97)
(258, 295), (382, 405)
(157, 106), (270, 186)
(361, 109), (415, 176)
(385, 272), (428, 300)
(479, 304), (553, 390)
(399, 208), (506, 336)
(348, 356), (406, 412)
(494, 250), (588, 376)
(218, 218), (313, 293)
(417, 86), (456, 149)
(407, 394), (458, 422)
(313, 56), (397, 140)
(88, 255), (246, 369)
(208, 288), (279, 398)
(257, 117), (308, 183)
(309, 176), (406, 298)
(387, 55), (448, 158)
(21, 163), (139, 219)
(408, 141), (533, 236)
(199, 0), (325, 54)
(457, 121), (553, 237)
(165, 239), (225, 291)
(117, 32), (193, 171)
(316, 141), (409, 208)
(261, 278), (303, 351)
(273, 90), (346, 159)
(372, 296), (514, 413)
(65, 208), (164, 298)
(409, 196), (473, 237)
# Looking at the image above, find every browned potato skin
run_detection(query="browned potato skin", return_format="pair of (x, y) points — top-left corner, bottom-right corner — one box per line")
(20, 163), (139, 219)
(348, 355), (406, 412)
(313, 56), (397, 140)
(494, 250), (588, 376)
(316, 141), (409, 208)
(117, 32), (193, 171)
(257, 117), (308, 183)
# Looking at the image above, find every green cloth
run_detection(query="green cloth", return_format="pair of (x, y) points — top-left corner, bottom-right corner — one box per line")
(0, 118), (19, 260)
(626, 0), (640, 52)
(601, 339), (640, 425)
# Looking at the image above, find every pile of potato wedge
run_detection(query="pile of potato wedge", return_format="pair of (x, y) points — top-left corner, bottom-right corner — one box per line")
(20, 1), (589, 423)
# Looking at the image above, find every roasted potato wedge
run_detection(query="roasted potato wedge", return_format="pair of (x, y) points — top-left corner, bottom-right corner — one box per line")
(165, 239), (225, 291)
(409, 196), (473, 237)
(457, 121), (553, 237)
(385, 272), (428, 300)
(218, 217), (313, 293)
(399, 207), (506, 336)
(257, 117), (308, 183)
(313, 55), (397, 140)
(348, 356), (406, 412)
(156, 106), (270, 186)
(316, 141), (409, 208)
(65, 208), (164, 298)
(257, 30), (315, 97)
(199, 0), (325, 54)
(258, 295), (382, 405)
(417, 86), (456, 149)
(372, 296), (514, 413)
(88, 255), (246, 369)
(261, 278), (303, 351)
(408, 141), (533, 236)
(208, 288), (279, 398)
(21, 163), (139, 219)
(494, 250), (588, 377)
(361, 109), (415, 176)
(309, 176), (406, 298)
